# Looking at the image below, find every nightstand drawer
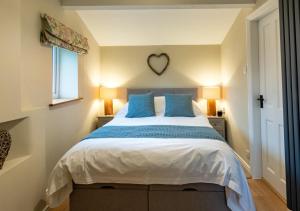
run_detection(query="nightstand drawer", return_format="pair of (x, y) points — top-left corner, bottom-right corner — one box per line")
(208, 117), (226, 140)
(214, 128), (225, 138)
(208, 119), (225, 127)
(214, 126), (225, 132)
(97, 116), (114, 128)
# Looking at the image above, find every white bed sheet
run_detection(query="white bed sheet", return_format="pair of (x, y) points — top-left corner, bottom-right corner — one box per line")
(46, 115), (255, 211)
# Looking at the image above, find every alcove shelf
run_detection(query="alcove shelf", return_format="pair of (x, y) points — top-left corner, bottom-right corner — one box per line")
(0, 155), (31, 177)
(0, 115), (30, 177)
(0, 113), (28, 125)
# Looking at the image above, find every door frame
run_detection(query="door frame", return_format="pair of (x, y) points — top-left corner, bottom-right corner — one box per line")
(246, 0), (279, 179)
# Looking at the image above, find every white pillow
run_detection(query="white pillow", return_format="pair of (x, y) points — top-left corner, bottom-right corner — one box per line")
(154, 96), (165, 116)
(114, 96), (202, 117)
(192, 101), (202, 116)
(115, 103), (129, 118)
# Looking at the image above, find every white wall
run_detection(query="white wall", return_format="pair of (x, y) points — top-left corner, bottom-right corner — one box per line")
(221, 8), (253, 165)
(100, 45), (221, 88)
(99, 45), (221, 113)
(0, 0), (21, 123)
(255, 0), (268, 8)
(0, 0), (101, 210)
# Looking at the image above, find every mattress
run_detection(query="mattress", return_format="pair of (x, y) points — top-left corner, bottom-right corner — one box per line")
(46, 115), (255, 211)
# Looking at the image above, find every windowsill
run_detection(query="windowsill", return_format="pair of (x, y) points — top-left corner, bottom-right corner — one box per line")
(49, 97), (83, 107)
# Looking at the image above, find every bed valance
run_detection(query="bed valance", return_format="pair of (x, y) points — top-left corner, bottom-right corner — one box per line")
(40, 14), (89, 55)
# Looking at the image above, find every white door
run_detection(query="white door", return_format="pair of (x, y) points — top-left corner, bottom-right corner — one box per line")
(259, 9), (286, 198)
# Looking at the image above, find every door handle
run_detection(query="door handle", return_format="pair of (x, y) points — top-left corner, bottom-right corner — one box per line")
(257, 95), (265, 108)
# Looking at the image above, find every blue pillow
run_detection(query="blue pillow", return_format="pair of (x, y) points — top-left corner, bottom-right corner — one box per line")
(126, 93), (155, 118)
(165, 94), (195, 117)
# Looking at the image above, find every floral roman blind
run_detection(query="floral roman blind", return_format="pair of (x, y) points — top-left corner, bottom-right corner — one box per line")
(40, 14), (89, 55)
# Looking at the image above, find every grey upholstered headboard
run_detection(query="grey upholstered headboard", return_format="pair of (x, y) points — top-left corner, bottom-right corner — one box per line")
(127, 88), (198, 100)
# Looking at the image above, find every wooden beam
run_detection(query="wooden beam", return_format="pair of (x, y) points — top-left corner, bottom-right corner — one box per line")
(61, 0), (255, 9)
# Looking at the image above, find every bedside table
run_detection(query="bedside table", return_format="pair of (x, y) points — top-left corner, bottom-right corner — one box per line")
(97, 115), (114, 128)
(208, 116), (226, 140)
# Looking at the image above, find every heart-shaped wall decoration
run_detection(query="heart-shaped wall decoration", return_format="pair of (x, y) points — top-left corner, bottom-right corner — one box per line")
(147, 53), (170, 76)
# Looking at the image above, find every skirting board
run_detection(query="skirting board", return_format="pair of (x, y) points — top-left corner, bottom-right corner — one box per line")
(234, 152), (252, 178)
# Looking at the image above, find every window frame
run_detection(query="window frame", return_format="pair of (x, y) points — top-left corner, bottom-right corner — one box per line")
(51, 46), (80, 106)
(52, 47), (60, 99)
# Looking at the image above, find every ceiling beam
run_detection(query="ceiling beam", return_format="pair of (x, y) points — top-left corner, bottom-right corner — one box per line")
(61, 0), (256, 10)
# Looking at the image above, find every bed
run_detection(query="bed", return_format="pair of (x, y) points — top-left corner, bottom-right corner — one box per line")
(46, 88), (255, 211)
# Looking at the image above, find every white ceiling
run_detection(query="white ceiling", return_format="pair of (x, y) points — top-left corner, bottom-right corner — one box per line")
(77, 9), (241, 46)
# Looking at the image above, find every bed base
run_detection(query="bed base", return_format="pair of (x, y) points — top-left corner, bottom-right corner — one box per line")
(70, 183), (230, 211)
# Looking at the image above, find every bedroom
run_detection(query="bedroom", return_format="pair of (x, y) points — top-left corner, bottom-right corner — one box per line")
(0, 0), (299, 211)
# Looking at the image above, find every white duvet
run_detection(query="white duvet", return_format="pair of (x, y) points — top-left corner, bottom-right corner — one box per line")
(47, 115), (255, 211)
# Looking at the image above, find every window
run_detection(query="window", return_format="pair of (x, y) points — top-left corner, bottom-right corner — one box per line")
(52, 47), (78, 102)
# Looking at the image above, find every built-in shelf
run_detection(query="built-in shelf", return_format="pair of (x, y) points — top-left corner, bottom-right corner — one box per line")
(0, 116), (31, 176)
(0, 155), (31, 177)
(0, 113), (28, 124)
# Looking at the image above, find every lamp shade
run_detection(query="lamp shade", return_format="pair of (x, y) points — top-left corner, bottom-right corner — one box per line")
(202, 86), (221, 99)
(100, 87), (117, 99)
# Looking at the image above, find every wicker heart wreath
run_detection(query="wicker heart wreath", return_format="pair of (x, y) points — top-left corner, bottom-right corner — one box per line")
(147, 53), (170, 76)
(0, 130), (12, 169)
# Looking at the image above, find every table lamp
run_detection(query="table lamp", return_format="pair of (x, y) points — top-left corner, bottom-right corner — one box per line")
(202, 86), (221, 116)
(100, 87), (117, 115)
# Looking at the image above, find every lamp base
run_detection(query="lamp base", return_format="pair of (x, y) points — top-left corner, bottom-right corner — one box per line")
(207, 99), (216, 116)
(104, 99), (113, 115)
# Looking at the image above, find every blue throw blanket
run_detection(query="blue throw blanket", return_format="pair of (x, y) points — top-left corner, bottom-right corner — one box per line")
(84, 125), (224, 141)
